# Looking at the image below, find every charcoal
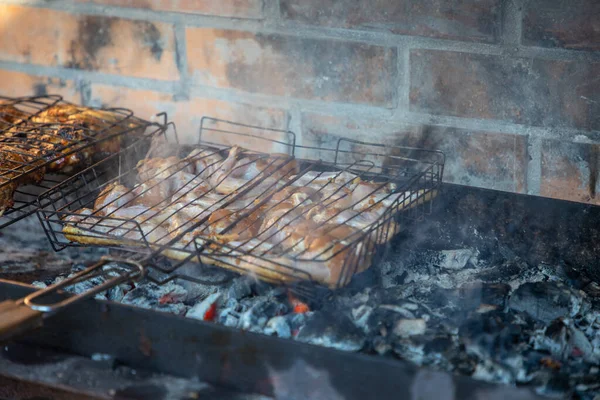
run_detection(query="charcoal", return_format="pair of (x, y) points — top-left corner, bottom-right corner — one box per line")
(372, 335), (393, 355)
(286, 312), (309, 335)
(443, 283), (510, 312)
(509, 281), (587, 323)
(393, 319), (427, 338)
(458, 311), (532, 361)
(238, 298), (288, 332)
(296, 311), (365, 352)
(264, 316), (292, 339)
(450, 350), (479, 376)
(432, 249), (479, 270)
(187, 292), (221, 321)
(471, 359), (514, 385)
(350, 304), (374, 333)
(121, 282), (188, 315)
(226, 277), (253, 301)
(423, 335), (454, 354)
(475, 258), (526, 282)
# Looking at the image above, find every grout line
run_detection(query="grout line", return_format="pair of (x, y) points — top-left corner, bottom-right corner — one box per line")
(526, 135), (542, 195)
(0, 61), (179, 92)
(173, 20), (190, 100)
(262, 0), (281, 28)
(79, 79), (92, 106)
(501, 0), (522, 48)
(288, 106), (303, 148)
(395, 46), (410, 111)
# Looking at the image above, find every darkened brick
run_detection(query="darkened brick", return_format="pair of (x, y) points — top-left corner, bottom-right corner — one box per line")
(301, 113), (528, 193)
(280, 0), (502, 43)
(0, 5), (179, 80)
(90, 84), (289, 146)
(76, 0), (264, 19)
(410, 50), (600, 131)
(0, 70), (80, 103)
(523, 0), (600, 51)
(541, 139), (600, 205)
(186, 28), (398, 107)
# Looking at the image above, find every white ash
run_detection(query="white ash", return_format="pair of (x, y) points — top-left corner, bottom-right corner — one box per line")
(32, 263), (133, 301)
(393, 319), (427, 338)
(264, 316), (292, 339)
(23, 241), (600, 399)
(121, 281), (188, 315)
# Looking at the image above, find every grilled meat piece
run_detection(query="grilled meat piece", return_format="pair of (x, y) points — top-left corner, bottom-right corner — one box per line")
(62, 142), (437, 288)
(0, 103), (145, 217)
(0, 104), (28, 130)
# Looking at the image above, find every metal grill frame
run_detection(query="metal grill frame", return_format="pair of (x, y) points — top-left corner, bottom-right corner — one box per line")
(36, 117), (445, 292)
(0, 95), (165, 228)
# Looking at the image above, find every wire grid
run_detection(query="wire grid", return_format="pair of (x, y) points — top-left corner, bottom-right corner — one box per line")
(37, 117), (444, 292)
(0, 95), (62, 132)
(0, 95), (162, 228)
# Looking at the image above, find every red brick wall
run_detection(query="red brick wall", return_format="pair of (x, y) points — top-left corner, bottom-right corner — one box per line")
(0, 0), (598, 203)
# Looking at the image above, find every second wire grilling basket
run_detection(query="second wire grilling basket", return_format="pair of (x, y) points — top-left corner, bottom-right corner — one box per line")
(0, 94), (167, 228)
(37, 117), (445, 291)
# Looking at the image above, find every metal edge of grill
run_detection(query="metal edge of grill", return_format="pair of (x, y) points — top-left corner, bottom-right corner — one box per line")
(35, 116), (445, 298)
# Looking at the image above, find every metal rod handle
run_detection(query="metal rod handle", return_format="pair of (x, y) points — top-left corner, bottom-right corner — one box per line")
(0, 256), (145, 342)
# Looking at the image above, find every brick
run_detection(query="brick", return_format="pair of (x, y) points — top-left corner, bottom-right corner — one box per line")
(541, 139), (600, 205)
(0, 5), (179, 80)
(186, 28), (398, 107)
(523, 0), (600, 51)
(90, 84), (289, 149)
(77, 0), (263, 19)
(0, 70), (80, 103)
(281, 0), (501, 43)
(302, 113), (528, 193)
(410, 50), (600, 131)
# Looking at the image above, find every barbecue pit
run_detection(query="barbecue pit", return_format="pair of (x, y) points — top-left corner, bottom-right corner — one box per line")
(1, 0), (599, 398)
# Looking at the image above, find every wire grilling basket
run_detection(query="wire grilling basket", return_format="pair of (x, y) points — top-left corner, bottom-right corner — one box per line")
(37, 117), (445, 295)
(0, 94), (165, 228)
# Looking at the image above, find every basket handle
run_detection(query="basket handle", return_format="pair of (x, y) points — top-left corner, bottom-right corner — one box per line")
(0, 257), (145, 342)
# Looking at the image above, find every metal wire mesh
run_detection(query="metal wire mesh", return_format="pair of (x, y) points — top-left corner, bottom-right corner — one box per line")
(0, 95), (164, 228)
(37, 117), (444, 292)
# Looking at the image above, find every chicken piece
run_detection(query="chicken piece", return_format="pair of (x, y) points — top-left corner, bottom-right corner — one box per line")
(136, 156), (187, 182)
(350, 181), (394, 205)
(353, 189), (437, 213)
(257, 202), (306, 246)
(131, 179), (172, 208)
(32, 104), (138, 130)
(270, 186), (321, 207)
(0, 104), (28, 129)
(208, 147), (293, 195)
(207, 237), (277, 258)
(170, 171), (209, 196)
(175, 189), (227, 210)
(186, 148), (223, 179)
(255, 153), (299, 180)
(215, 233), (359, 288)
(289, 171), (359, 187)
(205, 208), (263, 241)
(316, 184), (354, 210)
(94, 183), (135, 213)
(0, 145), (46, 216)
(305, 206), (398, 245)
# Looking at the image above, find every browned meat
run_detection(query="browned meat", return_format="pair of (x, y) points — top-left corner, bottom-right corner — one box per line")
(0, 104), (28, 131)
(0, 103), (145, 216)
